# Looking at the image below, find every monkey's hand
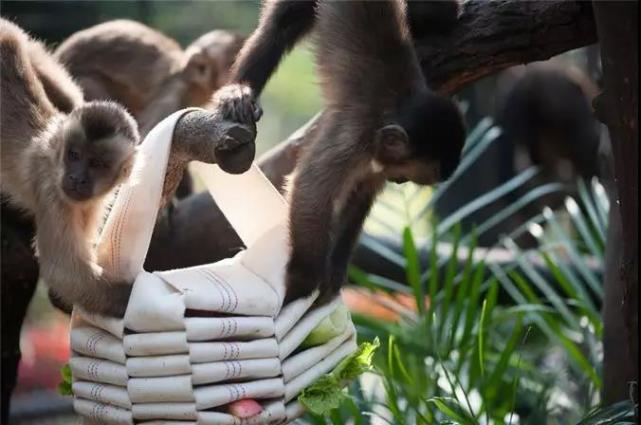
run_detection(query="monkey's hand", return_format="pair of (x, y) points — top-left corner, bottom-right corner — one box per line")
(82, 281), (133, 318)
(212, 83), (262, 124)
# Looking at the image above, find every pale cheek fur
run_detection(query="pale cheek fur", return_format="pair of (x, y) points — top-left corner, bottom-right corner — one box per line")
(370, 159), (384, 173)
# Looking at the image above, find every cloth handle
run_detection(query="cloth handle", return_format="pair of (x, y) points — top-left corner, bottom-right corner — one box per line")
(97, 108), (288, 282)
(191, 161), (288, 248)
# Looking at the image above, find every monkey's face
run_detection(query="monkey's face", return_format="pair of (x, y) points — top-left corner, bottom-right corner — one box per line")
(59, 103), (139, 203)
(61, 135), (135, 203)
(184, 51), (218, 96)
(375, 91), (466, 186)
(185, 31), (246, 92)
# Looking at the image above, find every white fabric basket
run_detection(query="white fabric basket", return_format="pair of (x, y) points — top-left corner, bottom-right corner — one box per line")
(70, 110), (357, 425)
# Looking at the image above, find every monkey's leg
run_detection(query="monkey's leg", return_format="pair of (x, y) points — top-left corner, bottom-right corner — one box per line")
(284, 122), (367, 304)
(324, 181), (378, 303)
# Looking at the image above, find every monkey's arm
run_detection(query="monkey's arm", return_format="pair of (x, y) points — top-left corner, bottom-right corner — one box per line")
(232, 0), (316, 95)
(34, 199), (131, 318)
(214, 0), (315, 124)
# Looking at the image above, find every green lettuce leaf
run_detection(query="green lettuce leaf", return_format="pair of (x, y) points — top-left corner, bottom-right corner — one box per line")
(301, 305), (350, 348)
(58, 363), (73, 396)
(298, 375), (347, 415)
(298, 338), (380, 415)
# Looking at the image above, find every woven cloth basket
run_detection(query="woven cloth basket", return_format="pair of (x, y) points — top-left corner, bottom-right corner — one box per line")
(70, 110), (357, 425)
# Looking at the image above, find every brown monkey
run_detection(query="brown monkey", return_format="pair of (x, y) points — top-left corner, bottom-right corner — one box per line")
(214, 0), (466, 304)
(1, 19), (139, 317)
(55, 20), (245, 136)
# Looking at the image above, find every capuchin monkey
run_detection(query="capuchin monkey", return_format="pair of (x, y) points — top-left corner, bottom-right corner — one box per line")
(213, 0), (466, 304)
(55, 20), (245, 198)
(1, 19), (140, 317)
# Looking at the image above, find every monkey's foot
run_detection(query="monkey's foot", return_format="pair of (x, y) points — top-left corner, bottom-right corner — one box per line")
(213, 83), (262, 124)
(283, 261), (322, 305)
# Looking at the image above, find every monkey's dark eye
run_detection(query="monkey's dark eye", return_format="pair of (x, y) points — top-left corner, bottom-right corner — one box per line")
(197, 65), (207, 75)
(67, 149), (80, 162)
(89, 158), (106, 169)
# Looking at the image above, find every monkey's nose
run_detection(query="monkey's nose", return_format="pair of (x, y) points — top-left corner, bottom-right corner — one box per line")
(64, 175), (92, 201)
(67, 174), (88, 185)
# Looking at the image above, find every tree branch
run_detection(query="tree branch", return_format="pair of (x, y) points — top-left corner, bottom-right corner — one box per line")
(415, 0), (598, 93)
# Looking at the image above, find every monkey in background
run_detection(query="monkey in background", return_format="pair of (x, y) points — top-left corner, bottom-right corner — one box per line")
(214, 0), (466, 304)
(435, 61), (603, 248)
(55, 20), (245, 135)
(1, 19), (140, 317)
(55, 20), (244, 199)
(25, 34), (84, 114)
(496, 63), (601, 182)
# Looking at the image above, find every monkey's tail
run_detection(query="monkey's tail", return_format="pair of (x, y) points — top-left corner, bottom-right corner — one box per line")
(313, 0), (424, 108)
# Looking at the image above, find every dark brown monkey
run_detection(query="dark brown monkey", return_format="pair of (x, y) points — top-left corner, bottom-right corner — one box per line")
(497, 63), (601, 181)
(214, 0), (466, 304)
(1, 19), (139, 317)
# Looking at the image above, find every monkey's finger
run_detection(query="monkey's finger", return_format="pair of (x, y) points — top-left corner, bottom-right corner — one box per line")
(214, 125), (255, 152)
(253, 102), (263, 122)
(215, 124), (256, 174)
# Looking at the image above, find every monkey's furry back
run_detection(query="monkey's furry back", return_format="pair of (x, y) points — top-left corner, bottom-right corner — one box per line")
(314, 0), (424, 111)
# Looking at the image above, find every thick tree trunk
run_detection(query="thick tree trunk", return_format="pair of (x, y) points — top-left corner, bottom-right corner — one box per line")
(591, 0), (638, 406)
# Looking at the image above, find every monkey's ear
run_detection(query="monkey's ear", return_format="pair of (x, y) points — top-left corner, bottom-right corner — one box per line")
(375, 124), (410, 162)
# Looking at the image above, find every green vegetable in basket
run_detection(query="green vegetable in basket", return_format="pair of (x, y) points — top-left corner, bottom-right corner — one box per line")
(298, 337), (379, 415)
(300, 305), (350, 348)
(57, 363), (73, 396)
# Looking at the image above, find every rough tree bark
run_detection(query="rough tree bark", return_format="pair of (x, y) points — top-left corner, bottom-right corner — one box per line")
(591, 0), (638, 406)
(1, 0), (603, 418)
